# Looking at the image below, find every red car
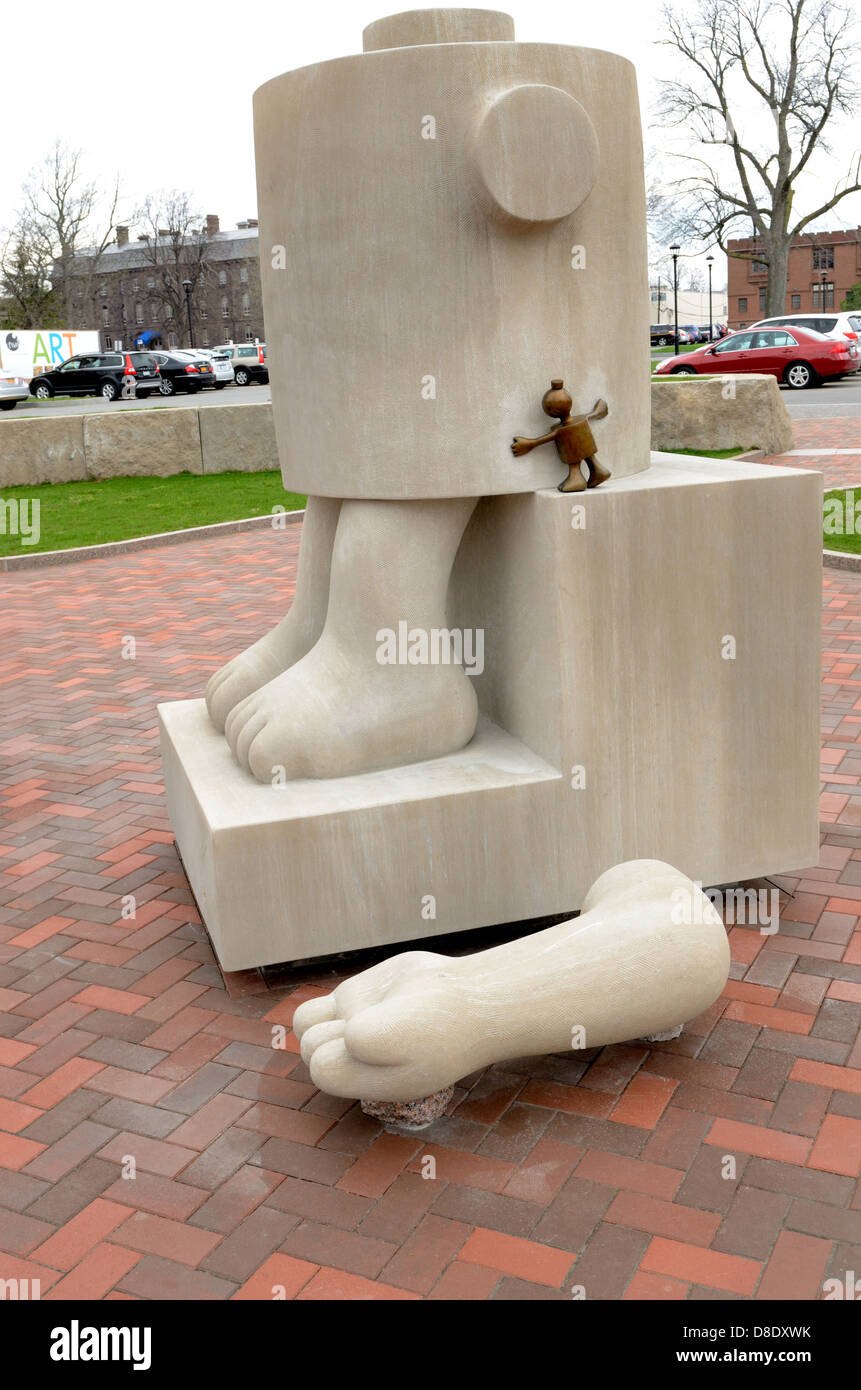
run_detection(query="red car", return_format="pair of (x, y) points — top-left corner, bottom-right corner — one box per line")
(654, 324), (860, 390)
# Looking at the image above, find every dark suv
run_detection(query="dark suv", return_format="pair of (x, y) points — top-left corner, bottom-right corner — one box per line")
(29, 351), (161, 402)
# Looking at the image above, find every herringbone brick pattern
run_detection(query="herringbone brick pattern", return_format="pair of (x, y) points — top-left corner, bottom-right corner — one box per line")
(761, 416), (861, 486)
(1, 526), (859, 1300)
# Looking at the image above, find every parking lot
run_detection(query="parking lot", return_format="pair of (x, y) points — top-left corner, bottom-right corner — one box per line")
(4, 381), (271, 419)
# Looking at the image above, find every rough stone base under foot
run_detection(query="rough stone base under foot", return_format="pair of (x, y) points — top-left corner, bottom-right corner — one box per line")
(360, 1088), (454, 1131)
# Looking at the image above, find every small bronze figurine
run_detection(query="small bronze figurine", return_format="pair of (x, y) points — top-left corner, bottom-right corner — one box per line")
(512, 380), (610, 493)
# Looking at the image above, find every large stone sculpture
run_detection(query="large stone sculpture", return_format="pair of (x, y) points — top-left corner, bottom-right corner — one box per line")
(205, 5), (649, 783)
(158, 7), (820, 975)
(293, 860), (731, 1113)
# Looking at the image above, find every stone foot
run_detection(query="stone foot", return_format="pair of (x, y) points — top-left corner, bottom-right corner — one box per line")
(293, 859), (731, 1103)
(224, 496), (479, 782)
(205, 496), (341, 730)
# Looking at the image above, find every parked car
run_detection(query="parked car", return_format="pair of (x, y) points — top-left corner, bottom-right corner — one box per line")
(28, 351), (161, 402)
(183, 348), (234, 389)
(697, 324), (727, 342)
(0, 372), (30, 411)
(215, 342), (268, 385)
(680, 325), (705, 343)
(654, 324), (860, 389)
(150, 350), (214, 396)
(650, 325), (690, 347)
(749, 310), (861, 344)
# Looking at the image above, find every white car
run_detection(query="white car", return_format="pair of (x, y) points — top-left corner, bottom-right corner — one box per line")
(0, 372), (30, 411)
(751, 310), (861, 346)
(183, 348), (234, 389)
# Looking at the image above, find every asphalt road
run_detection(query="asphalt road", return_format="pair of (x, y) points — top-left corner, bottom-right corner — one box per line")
(3, 383), (271, 419)
(5, 375), (860, 423)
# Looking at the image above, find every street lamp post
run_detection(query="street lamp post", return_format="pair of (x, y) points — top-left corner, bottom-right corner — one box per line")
(182, 279), (195, 349)
(820, 270), (828, 312)
(669, 244), (680, 353)
(706, 255), (714, 342)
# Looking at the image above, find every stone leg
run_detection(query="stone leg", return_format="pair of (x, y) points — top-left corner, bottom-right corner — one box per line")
(224, 496), (479, 782)
(292, 859), (730, 1103)
(206, 496), (342, 730)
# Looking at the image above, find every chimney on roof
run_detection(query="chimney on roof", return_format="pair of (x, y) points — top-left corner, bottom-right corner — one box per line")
(116, 225), (129, 247)
(247, 218), (258, 228)
(206, 214), (220, 236)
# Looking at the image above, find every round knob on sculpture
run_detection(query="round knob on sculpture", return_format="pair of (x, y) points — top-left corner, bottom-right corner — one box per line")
(470, 84), (600, 227)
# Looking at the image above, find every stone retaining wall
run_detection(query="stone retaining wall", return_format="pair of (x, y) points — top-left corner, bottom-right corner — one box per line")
(0, 402), (279, 487)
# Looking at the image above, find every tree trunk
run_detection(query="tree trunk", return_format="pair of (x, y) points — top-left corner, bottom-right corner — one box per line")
(764, 235), (790, 319)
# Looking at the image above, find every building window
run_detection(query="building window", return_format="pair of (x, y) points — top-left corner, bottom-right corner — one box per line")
(790, 293), (801, 309)
(102, 306), (109, 326)
(147, 277), (155, 290)
(132, 281), (140, 292)
(245, 328), (255, 341)
(242, 293), (251, 317)
(135, 303), (143, 324)
(759, 287), (766, 310)
(738, 322), (747, 328)
(813, 282), (835, 308)
(164, 303), (173, 319)
(752, 260), (767, 273)
(738, 297), (748, 312)
(240, 267), (248, 283)
(169, 333), (178, 349)
(202, 331), (210, 347)
(222, 296), (230, 318)
(812, 246), (834, 270)
(121, 304), (127, 322)
(119, 280), (125, 294)
(218, 269), (227, 286)
(199, 305), (208, 321)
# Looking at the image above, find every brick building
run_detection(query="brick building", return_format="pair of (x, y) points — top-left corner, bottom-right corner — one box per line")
(63, 214), (265, 351)
(727, 227), (861, 329)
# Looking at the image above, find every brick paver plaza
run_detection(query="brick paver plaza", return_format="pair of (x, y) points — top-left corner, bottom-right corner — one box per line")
(1, 505), (860, 1301)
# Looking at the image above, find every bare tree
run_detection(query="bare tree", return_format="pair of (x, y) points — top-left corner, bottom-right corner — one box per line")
(135, 192), (208, 346)
(21, 142), (120, 323)
(0, 230), (59, 327)
(657, 0), (861, 314)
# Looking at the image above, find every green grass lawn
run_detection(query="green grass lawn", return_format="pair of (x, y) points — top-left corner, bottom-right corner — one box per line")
(0, 470), (306, 558)
(666, 447), (745, 459)
(823, 488), (861, 555)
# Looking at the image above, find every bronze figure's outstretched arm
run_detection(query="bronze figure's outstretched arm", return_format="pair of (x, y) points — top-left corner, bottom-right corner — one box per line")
(511, 428), (559, 457)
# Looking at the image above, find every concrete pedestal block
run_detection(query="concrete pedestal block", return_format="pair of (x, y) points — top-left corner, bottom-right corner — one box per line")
(159, 453), (821, 972)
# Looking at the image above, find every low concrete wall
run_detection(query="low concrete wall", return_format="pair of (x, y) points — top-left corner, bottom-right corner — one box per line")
(0, 416), (87, 486)
(651, 374), (794, 456)
(85, 409), (204, 479)
(199, 402), (278, 474)
(0, 402), (280, 488)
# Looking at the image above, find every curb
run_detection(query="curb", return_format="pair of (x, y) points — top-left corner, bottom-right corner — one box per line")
(823, 547), (861, 572)
(1, 508), (305, 573)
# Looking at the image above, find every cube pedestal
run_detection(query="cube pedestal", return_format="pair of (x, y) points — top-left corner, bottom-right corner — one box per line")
(158, 453), (821, 972)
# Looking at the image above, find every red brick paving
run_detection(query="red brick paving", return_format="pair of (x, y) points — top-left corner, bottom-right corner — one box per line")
(0, 523), (859, 1300)
(760, 415), (861, 487)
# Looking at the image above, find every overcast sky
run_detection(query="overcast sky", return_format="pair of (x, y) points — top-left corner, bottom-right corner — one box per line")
(2, 0), (860, 286)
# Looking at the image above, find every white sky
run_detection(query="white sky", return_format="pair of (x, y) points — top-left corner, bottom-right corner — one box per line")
(2, 0), (860, 288)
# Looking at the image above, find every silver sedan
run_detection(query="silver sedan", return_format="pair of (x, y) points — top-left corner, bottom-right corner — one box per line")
(0, 372), (30, 411)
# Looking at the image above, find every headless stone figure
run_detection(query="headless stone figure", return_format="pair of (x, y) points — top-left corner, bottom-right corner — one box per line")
(206, 10), (650, 782)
